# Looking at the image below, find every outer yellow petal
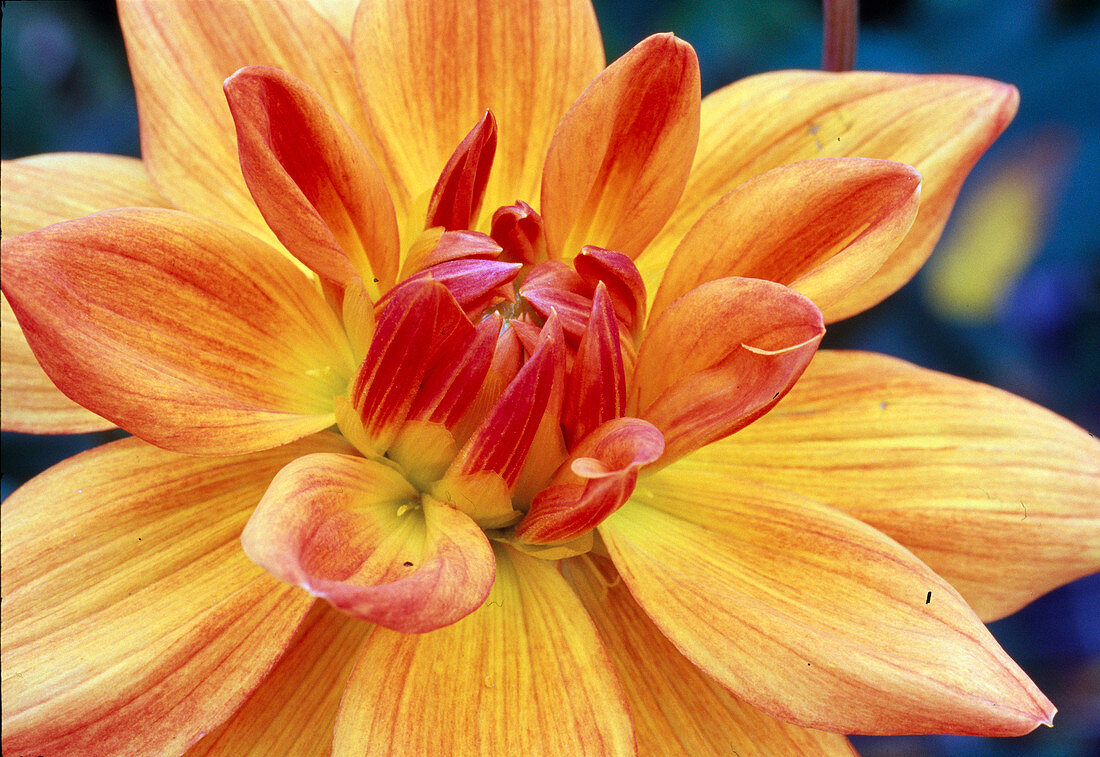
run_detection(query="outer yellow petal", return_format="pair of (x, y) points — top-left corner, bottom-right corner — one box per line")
(2, 208), (355, 454)
(1, 434), (352, 756)
(713, 349), (1100, 621)
(0, 153), (170, 239)
(651, 71), (1017, 320)
(541, 33), (700, 259)
(352, 0), (604, 225)
(304, 0), (359, 39)
(562, 555), (857, 756)
(1, 153), (170, 433)
(186, 602), (371, 757)
(600, 469), (1055, 735)
(119, 0), (367, 243)
(645, 158), (921, 324)
(333, 545), (635, 756)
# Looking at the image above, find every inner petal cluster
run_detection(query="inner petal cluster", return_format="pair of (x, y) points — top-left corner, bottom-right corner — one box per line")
(340, 111), (664, 551)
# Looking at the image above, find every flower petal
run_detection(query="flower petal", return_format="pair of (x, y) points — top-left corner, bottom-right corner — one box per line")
(401, 259), (522, 317)
(713, 349), (1100, 621)
(350, 279), (472, 455)
(574, 246), (648, 333)
(646, 158), (921, 324)
(0, 153), (170, 239)
(351, 0), (604, 224)
(652, 71), (1017, 320)
(541, 33), (700, 259)
(1, 434), (348, 756)
(185, 601), (371, 757)
(1, 153), (170, 433)
(600, 467), (1055, 735)
(224, 66), (399, 293)
(333, 545), (635, 755)
(303, 0), (358, 39)
(631, 277), (824, 465)
(1, 208), (354, 454)
(516, 417), (664, 544)
(119, 0), (367, 243)
(241, 452), (495, 633)
(432, 316), (567, 529)
(407, 313), (500, 430)
(2, 293), (112, 434)
(444, 315), (566, 490)
(426, 110), (498, 231)
(491, 201), (547, 263)
(561, 555), (857, 756)
(562, 283), (628, 445)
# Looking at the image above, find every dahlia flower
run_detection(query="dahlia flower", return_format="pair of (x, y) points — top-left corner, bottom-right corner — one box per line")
(2, 1), (1098, 754)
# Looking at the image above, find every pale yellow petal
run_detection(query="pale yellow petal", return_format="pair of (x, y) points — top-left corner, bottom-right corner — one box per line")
(1, 434), (352, 756)
(333, 545), (635, 755)
(562, 555), (857, 756)
(712, 349), (1100, 621)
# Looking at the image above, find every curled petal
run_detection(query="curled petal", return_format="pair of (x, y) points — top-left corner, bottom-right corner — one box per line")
(400, 229), (503, 281)
(491, 201), (547, 263)
(647, 158), (921, 324)
(600, 468), (1055, 736)
(517, 417), (664, 544)
(520, 284), (591, 335)
(448, 323), (525, 446)
(542, 33), (700, 259)
(333, 545), (634, 756)
(241, 453), (495, 633)
(651, 71), (1017, 319)
(717, 350), (1100, 621)
(631, 278), (824, 466)
(520, 266), (593, 347)
(224, 66), (399, 293)
(535, 313), (568, 420)
(350, 280), (471, 455)
(423, 229), (504, 266)
(522, 259), (588, 295)
(1, 208), (354, 454)
(574, 246), (647, 332)
(400, 259), (522, 317)
(426, 110), (498, 231)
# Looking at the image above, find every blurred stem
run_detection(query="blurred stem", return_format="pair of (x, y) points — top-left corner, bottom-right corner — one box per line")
(822, 0), (858, 71)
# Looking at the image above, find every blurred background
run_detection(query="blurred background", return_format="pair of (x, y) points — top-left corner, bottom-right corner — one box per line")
(2, 1), (1097, 754)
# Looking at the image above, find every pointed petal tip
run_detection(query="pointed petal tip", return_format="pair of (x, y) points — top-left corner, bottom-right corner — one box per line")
(995, 694), (1057, 736)
(640, 30), (694, 53)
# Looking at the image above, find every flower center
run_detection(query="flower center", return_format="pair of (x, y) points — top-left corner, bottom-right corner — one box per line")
(337, 112), (663, 556)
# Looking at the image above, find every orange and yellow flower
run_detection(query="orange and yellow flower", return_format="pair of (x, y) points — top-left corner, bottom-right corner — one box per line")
(2, 1), (1098, 754)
